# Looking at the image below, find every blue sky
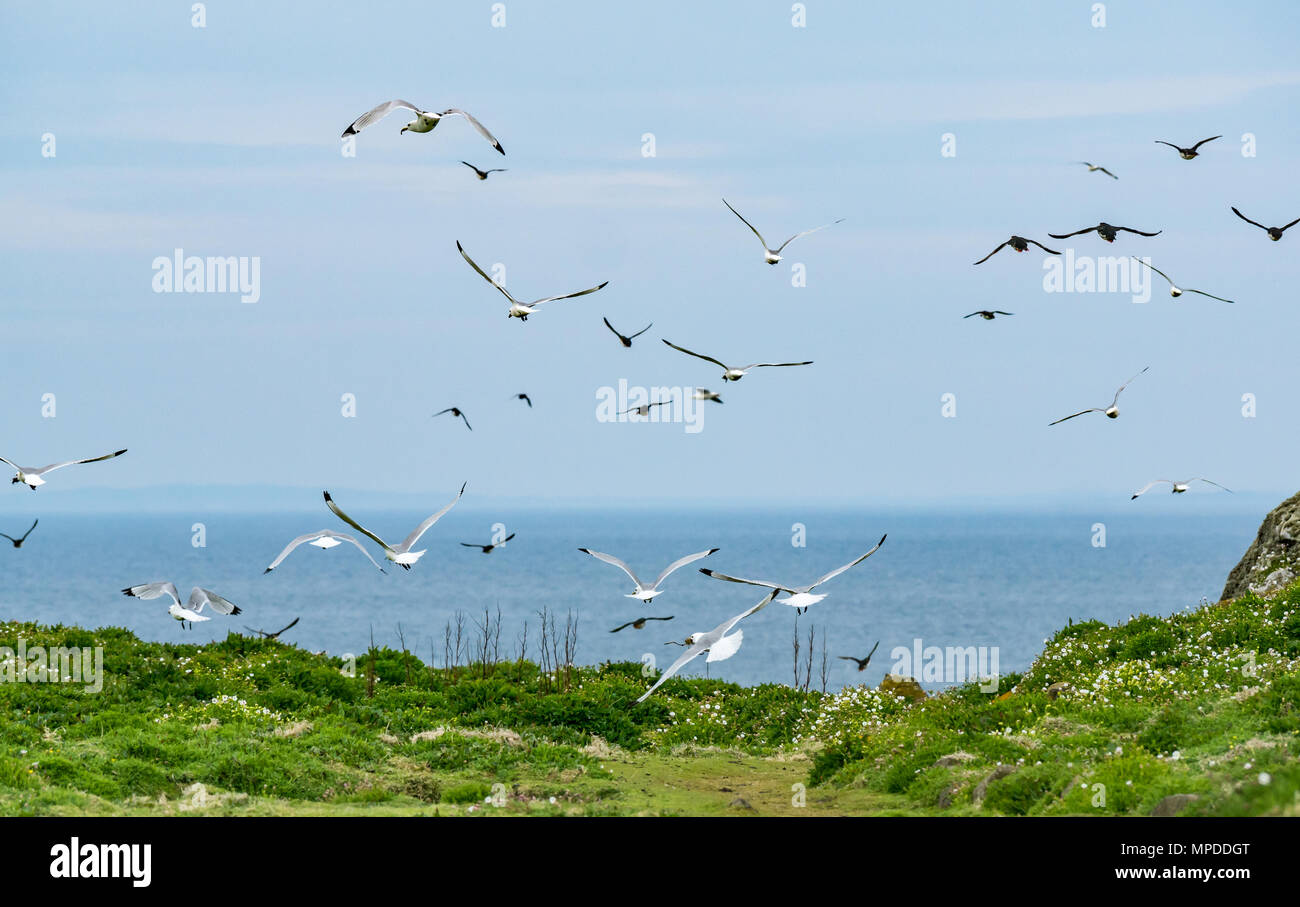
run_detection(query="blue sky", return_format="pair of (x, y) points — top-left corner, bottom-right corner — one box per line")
(1, 1), (1297, 510)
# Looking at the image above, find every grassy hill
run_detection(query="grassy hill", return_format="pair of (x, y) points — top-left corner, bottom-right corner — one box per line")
(2, 582), (1298, 816)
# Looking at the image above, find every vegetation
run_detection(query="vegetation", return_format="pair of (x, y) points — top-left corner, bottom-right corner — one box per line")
(1, 582), (1298, 815)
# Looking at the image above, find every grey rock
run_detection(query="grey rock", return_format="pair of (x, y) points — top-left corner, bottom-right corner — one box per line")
(1150, 794), (1200, 817)
(972, 764), (1016, 804)
(1222, 490), (1300, 601)
(934, 752), (976, 768)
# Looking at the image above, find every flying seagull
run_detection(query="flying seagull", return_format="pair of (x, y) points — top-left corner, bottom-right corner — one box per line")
(621, 400), (669, 417)
(512, 393), (532, 407)
(635, 591), (778, 703)
(122, 582), (242, 629)
(661, 339), (812, 382)
(323, 483), (466, 570)
(1231, 207), (1300, 242)
(461, 161), (507, 180)
(263, 530), (386, 574)
(1049, 367), (1149, 426)
(1130, 258), (1233, 303)
(838, 640), (881, 672)
(693, 388), (723, 404)
(434, 407), (472, 430)
(341, 101), (504, 154)
(603, 317), (653, 348)
(578, 546), (719, 603)
(699, 534), (888, 614)
(963, 310), (1013, 320)
(1131, 478), (1232, 500)
(973, 236), (1061, 265)
(245, 617), (301, 640)
(1154, 136), (1220, 159)
(610, 615), (675, 633)
(461, 532), (515, 553)
(1077, 162), (1118, 179)
(457, 241), (607, 321)
(0, 519), (37, 549)
(1049, 222), (1161, 243)
(0, 449), (127, 490)
(723, 199), (843, 264)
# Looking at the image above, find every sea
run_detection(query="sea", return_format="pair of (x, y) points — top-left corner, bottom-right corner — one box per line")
(0, 504), (1264, 692)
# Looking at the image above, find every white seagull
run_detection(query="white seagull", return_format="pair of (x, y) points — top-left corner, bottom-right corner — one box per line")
(341, 101), (504, 154)
(323, 484), (465, 570)
(693, 388), (723, 404)
(1049, 368), (1148, 426)
(699, 535), (887, 613)
(578, 547), (719, 603)
(1, 449), (127, 490)
(661, 339), (812, 382)
(263, 530), (387, 574)
(122, 582), (242, 629)
(1131, 478), (1233, 500)
(457, 241), (608, 321)
(1077, 161), (1118, 179)
(1130, 258), (1233, 303)
(635, 591), (779, 703)
(723, 199), (843, 264)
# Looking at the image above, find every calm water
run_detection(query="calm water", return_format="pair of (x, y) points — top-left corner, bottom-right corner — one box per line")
(0, 507), (1260, 691)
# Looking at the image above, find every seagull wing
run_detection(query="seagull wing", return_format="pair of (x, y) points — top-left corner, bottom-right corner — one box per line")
(705, 629), (744, 663)
(437, 108), (505, 155)
(662, 340), (729, 371)
(773, 219), (845, 253)
(722, 199), (768, 249)
(122, 582), (181, 606)
(635, 643), (707, 703)
(1183, 288), (1235, 304)
(1111, 366), (1150, 406)
(528, 281), (609, 307)
(697, 567), (789, 593)
(189, 587), (241, 616)
(323, 492), (392, 553)
(807, 534), (887, 590)
(1189, 478), (1233, 493)
(973, 242), (1009, 265)
(342, 99), (421, 137)
(397, 482), (466, 552)
(743, 361), (814, 370)
(652, 548), (720, 589)
(1131, 479), (1172, 499)
(456, 241), (518, 304)
(264, 531), (326, 572)
(1098, 167), (1118, 179)
(31, 448), (127, 475)
(1130, 257), (1174, 286)
(1231, 207), (1270, 232)
(1049, 409), (1102, 426)
(578, 548), (643, 588)
(0, 456), (19, 472)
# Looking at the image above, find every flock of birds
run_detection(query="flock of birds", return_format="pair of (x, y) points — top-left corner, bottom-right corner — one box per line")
(4, 107), (1281, 702)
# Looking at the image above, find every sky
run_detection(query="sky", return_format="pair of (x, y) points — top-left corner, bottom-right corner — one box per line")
(1, 0), (1297, 512)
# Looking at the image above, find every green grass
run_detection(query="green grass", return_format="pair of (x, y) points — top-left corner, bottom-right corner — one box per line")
(2, 581), (1298, 815)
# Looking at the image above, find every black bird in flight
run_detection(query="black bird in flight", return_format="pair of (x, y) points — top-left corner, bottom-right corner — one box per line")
(610, 615), (675, 633)
(838, 640), (881, 672)
(244, 617), (300, 640)
(461, 161), (507, 180)
(1231, 207), (1300, 242)
(973, 236), (1061, 265)
(1154, 135), (1220, 159)
(434, 407), (472, 431)
(461, 532), (516, 553)
(0, 519), (37, 548)
(603, 317), (653, 348)
(512, 393), (532, 408)
(963, 310), (1013, 320)
(1049, 222), (1161, 244)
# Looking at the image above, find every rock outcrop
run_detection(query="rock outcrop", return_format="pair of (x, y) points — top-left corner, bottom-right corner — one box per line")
(1221, 491), (1300, 601)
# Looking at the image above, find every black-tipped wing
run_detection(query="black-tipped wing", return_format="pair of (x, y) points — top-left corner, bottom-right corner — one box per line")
(722, 198), (769, 249)
(456, 241), (517, 304)
(662, 339), (730, 371)
(342, 99), (421, 137)
(438, 108), (504, 155)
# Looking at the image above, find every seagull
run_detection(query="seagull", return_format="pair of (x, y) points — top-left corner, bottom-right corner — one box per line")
(610, 615), (675, 633)
(661, 339), (812, 382)
(1077, 162), (1118, 179)
(1131, 478), (1232, 500)
(434, 407), (472, 431)
(457, 241), (607, 321)
(838, 640), (881, 672)
(1154, 136), (1220, 159)
(603, 317), (653, 348)
(621, 400), (669, 417)
(722, 199), (843, 264)
(973, 236), (1061, 265)
(245, 617), (301, 640)
(963, 310), (1013, 320)
(1231, 207), (1300, 242)
(1048, 222), (1162, 243)
(512, 393), (532, 408)
(0, 519), (37, 549)
(698, 534), (887, 614)
(263, 530), (386, 574)
(340, 101), (504, 154)
(461, 161), (507, 180)
(635, 591), (778, 703)
(1049, 367), (1149, 426)
(323, 483), (465, 570)
(1130, 258), (1233, 303)
(578, 547), (719, 603)
(461, 532), (515, 553)
(122, 583), (242, 630)
(693, 388), (723, 404)
(0, 449), (127, 490)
